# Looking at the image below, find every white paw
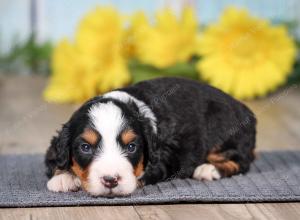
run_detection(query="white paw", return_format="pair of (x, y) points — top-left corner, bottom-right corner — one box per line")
(193, 164), (221, 181)
(47, 172), (81, 192)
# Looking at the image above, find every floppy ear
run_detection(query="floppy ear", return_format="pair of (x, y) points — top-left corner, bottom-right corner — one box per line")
(124, 100), (158, 163)
(139, 120), (182, 185)
(45, 122), (71, 178)
(141, 119), (159, 166)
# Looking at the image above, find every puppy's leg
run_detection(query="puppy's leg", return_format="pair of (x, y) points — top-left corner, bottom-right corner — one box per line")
(192, 150), (243, 181)
(207, 148), (254, 178)
(193, 147), (255, 181)
(197, 122), (256, 180)
(47, 170), (81, 192)
(138, 151), (179, 186)
(193, 163), (221, 181)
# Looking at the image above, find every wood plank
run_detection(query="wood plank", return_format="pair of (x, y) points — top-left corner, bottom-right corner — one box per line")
(0, 75), (76, 154)
(0, 206), (141, 220)
(135, 204), (259, 220)
(135, 204), (220, 220)
(274, 88), (300, 144)
(2, 203), (299, 220)
(134, 203), (300, 220)
(245, 87), (300, 150)
(259, 203), (300, 220)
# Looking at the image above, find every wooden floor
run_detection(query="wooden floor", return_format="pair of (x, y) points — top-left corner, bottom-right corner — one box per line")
(0, 75), (300, 220)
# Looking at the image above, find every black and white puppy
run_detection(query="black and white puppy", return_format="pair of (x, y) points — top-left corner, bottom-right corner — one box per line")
(45, 77), (256, 196)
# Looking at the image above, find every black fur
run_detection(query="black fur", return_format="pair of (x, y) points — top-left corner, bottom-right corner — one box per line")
(45, 77), (256, 187)
(119, 77), (256, 184)
(45, 123), (71, 177)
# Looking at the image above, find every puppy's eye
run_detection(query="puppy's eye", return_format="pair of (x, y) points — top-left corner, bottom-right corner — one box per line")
(80, 143), (92, 153)
(127, 143), (136, 153)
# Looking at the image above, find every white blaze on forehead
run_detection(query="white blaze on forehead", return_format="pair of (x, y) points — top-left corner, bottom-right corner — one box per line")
(87, 101), (137, 196)
(104, 90), (157, 134)
(89, 101), (124, 150)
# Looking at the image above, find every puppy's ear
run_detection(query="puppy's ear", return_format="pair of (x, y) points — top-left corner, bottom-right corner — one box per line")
(45, 122), (71, 178)
(141, 120), (158, 165)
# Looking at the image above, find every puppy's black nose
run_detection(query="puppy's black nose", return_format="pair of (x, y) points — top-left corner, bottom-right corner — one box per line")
(102, 175), (118, 188)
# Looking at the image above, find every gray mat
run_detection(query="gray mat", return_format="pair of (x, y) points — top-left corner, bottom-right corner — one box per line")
(1, 151), (300, 207)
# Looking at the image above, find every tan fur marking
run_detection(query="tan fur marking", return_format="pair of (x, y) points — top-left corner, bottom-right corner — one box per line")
(81, 129), (99, 145)
(134, 156), (144, 177)
(207, 153), (225, 163)
(71, 158), (89, 189)
(121, 130), (137, 145)
(207, 152), (240, 177)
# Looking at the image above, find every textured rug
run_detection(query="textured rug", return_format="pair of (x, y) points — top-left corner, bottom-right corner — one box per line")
(1, 151), (300, 207)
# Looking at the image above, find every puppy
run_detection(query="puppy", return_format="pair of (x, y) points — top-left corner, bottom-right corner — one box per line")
(45, 77), (256, 196)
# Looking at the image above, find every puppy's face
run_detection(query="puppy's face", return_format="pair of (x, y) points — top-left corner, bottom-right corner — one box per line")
(67, 100), (146, 196)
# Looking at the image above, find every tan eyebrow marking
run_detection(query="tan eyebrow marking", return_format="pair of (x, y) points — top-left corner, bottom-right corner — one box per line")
(121, 129), (137, 145)
(81, 128), (99, 145)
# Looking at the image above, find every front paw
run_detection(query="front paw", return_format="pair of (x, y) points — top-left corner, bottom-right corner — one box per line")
(47, 172), (81, 192)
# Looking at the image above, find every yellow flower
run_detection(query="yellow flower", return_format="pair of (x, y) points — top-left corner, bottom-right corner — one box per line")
(197, 7), (297, 99)
(76, 7), (124, 66)
(131, 7), (198, 68)
(44, 40), (100, 103)
(76, 7), (131, 94)
(97, 55), (131, 92)
(44, 7), (130, 103)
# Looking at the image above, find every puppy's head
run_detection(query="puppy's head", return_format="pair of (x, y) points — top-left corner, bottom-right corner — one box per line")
(48, 97), (154, 196)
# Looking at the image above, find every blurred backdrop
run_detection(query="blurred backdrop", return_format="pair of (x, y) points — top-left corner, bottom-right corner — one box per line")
(1, 0), (299, 49)
(0, 0), (300, 154)
(1, 0), (300, 101)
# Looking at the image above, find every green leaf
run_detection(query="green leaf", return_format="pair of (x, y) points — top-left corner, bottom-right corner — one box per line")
(0, 33), (52, 75)
(128, 59), (199, 83)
